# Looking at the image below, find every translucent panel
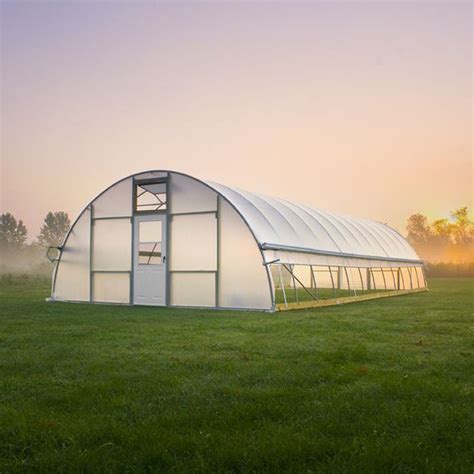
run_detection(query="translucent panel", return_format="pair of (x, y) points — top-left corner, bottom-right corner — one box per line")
(92, 219), (131, 271)
(170, 272), (215, 307)
(170, 214), (217, 271)
(293, 265), (312, 288)
(170, 173), (217, 214)
(208, 182), (280, 244)
(400, 267), (412, 290)
(205, 180), (421, 262)
(54, 210), (90, 301)
(383, 268), (398, 290)
(370, 268), (387, 290)
(415, 266), (426, 288)
(341, 267), (367, 290)
(312, 266), (337, 289)
(93, 272), (130, 303)
(218, 199), (272, 309)
(409, 267), (420, 289)
(139, 220), (162, 242)
(93, 178), (132, 218)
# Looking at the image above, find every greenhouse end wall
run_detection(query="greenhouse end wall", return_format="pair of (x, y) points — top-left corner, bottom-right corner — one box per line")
(52, 171), (273, 310)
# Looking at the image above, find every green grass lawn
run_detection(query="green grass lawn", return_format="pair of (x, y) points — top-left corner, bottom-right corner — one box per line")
(0, 276), (473, 472)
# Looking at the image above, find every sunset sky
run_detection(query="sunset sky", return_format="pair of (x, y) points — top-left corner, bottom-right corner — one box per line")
(1, 1), (472, 241)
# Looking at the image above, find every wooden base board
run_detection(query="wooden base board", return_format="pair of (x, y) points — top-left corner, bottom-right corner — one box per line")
(276, 288), (428, 311)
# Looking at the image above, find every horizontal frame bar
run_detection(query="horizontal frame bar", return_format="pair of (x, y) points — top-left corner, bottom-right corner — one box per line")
(170, 210), (217, 218)
(169, 270), (217, 273)
(91, 270), (131, 274)
(134, 177), (168, 185)
(261, 242), (423, 265)
(92, 216), (132, 221)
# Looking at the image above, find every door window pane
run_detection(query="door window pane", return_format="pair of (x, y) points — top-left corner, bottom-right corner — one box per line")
(138, 220), (163, 265)
(139, 242), (162, 264)
(139, 221), (162, 242)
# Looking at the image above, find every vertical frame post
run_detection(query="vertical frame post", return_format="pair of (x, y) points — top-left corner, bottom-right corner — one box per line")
(278, 264), (287, 308)
(329, 266), (336, 297)
(381, 268), (387, 291)
(89, 204), (94, 303)
(215, 195), (220, 308)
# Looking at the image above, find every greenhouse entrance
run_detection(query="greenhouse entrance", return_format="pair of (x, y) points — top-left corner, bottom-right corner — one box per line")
(132, 177), (168, 306)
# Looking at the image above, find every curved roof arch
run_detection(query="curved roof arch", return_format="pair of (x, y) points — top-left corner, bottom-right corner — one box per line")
(58, 170), (421, 266)
(205, 180), (421, 263)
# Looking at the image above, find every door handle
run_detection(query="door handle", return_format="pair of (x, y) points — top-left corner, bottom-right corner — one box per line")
(163, 256), (166, 263)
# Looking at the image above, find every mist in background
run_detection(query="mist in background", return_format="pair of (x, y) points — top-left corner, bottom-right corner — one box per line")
(1, 1), (472, 263)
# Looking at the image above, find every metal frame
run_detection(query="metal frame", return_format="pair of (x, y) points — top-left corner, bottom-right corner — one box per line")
(89, 204), (94, 303)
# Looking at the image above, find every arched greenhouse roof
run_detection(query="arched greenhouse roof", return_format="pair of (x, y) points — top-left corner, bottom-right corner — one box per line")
(205, 180), (421, 264)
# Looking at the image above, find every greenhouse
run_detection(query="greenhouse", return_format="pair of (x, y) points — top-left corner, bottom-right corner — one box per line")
(49, 170), (427, 311)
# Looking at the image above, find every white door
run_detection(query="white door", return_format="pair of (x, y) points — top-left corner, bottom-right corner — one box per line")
(133, 214), (167, 305)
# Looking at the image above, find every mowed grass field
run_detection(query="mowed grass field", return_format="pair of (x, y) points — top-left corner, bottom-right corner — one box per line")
(0, 277), (473, 473)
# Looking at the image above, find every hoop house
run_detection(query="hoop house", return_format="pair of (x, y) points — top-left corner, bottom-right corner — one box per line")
(50, 170), (426, 311)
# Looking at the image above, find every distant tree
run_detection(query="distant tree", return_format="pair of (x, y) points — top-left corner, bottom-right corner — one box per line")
(406, 213), (432, 245)
(450, 207), (473, 244)
(431, 218), (454, 244)
(0, 213), (28, 249)
(37, 211), (71, 247)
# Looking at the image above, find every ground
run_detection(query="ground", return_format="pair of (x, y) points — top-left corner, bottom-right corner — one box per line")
(0, 276), (472, 472)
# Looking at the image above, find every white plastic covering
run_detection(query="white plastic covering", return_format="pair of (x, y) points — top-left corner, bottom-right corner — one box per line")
(170, 173), (217, 214)
(53, 170), (423, 309)
(92, 219), (131, 271)
(93, 178), (133, 218)
(206, 181), (420, 263)
(54, 209), (90, 301)
(218, 198), (272, 309)
(170, 214), (217, 271)
(170, 273), (216, 307)
(93, 273), (130, 303)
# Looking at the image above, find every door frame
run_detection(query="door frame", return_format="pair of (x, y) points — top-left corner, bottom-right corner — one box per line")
(131, 176), (169, 306)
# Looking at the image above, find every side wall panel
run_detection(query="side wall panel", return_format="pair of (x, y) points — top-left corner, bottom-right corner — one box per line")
(169, 174), (218, 307)
(219, 199), (272, 309)
(54, 210), (91, 301)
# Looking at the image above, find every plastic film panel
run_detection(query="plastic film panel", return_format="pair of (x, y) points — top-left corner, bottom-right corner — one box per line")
(416, 267), (426, 288)
(400, 268), (412, 290)
(383, 268), (398, 290)
(92, 219), (131, 271)
(93, 273), (130, 303)
(170, 214), (217, 271)
(218, 199), (272, 309)
(293, 265), (312, 288)
(54, 210), (90, 301)
(93, 178), (133, 218)
(170, 173), (217, 214)
(170, 272), (215, 307)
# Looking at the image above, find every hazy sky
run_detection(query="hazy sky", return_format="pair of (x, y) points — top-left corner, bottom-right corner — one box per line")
(1, 1), (472, 241)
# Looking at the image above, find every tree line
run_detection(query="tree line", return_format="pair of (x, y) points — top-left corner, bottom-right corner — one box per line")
(0, 212), (71, 275)
(406, 207), (473, 262)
